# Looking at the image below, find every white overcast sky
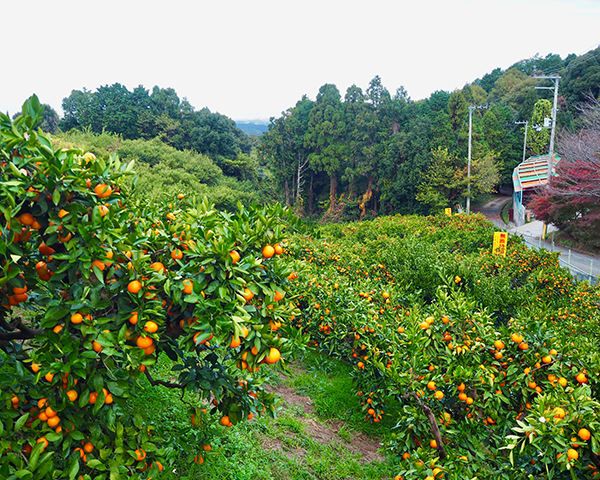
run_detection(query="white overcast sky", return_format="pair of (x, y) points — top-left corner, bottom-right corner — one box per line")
(1, 0), (599, 121)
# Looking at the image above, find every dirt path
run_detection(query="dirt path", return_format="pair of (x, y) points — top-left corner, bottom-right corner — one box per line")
(261, 370), (385, 464)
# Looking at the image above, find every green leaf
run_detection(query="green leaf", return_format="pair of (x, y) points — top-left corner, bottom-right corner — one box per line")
(14, 413), (29, 432)
(86, 459), (105, 470)
(44, 432), (62, 442)
(67, 452), (80, 480)
(28, 441), (44, 471)
(133, 414), (144, 429)
(52, 189), (60, 205)
(69, 430), (85, 441)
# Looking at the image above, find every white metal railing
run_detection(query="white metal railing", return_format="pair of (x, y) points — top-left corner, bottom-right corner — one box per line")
(517, 231), (598, 285)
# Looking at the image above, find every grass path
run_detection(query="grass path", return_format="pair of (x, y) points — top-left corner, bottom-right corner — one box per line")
(132, 352), (397, 479)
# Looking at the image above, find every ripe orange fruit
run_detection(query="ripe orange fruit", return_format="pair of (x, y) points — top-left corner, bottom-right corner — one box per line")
(274, 243), (283, 255)
(38, 242), (55, 256)
(194, 454), (204, 464)
(262, 245), (275, 258)
(37, 437), (49, 452)
(511, 332), (523, 343)
(150, 262), (165, 274)
(518, 342), (529, 351)
(134, 449), (147, 461)
(89, 392), (98, 404)
(229, 250), (240, 263)
(577, 428), (591, 441)
(576, 373), (588, 384)
(567, 448), (578, 460)
(70, 313), (83, 324)
(83, 442), (94, 454)
(558, 377), (568, 387)
(144, 321), (158, 333)
(434, 390), (444, 400)
(94, 184), (113, 198)
(66, 390), (78, 402)
(494, 340), (505, 350)
(92, 341), (102, 353)
(430, 439), (437, 448)
(92, 260), (106, 272)
(58, 231), (72, 243)
(427, 381), (436, 391)
(136, 337), (153, 349)
(265, 347), (281, 364)
(542, 355), (552, 363)
(220, 416), (230, 426)
(129, 312), (139, 324)
(19, 212), (35, 226)
(47, 416), (60, 428)
(98, 204), (109, 217)
(127, 280), (142, 294)
(44, 406), (57, 418)
(242, 288), (254, 301)
(182, 279), (193, 295)
(554, 407), (566, 419)
(230, 335), (241, 348)
(171, 248), (183, 261)
(274, 290), (285, 301)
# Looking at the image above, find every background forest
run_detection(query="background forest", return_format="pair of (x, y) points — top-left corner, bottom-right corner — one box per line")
(34, 47), (600, 221)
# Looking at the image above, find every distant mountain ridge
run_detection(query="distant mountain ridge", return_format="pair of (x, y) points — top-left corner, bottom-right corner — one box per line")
(235, 120), (269, 136)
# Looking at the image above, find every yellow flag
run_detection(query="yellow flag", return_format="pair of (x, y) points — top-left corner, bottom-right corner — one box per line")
(445, 208), (452, 216)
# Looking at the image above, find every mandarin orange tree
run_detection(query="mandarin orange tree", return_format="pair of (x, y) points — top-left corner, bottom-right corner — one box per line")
(290, 213), (600, 480)
(0, 97), (304, 479)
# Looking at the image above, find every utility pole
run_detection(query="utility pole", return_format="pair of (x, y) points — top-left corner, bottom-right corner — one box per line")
(466, 104), (488, 215)
(533, 75), (560, 181)
(515, 121), (528, 163)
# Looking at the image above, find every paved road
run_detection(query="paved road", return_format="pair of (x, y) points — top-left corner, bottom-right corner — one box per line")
(475, 197), (599, 284)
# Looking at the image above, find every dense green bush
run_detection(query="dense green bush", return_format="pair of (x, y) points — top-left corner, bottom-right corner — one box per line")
(54, 130), (270, 209)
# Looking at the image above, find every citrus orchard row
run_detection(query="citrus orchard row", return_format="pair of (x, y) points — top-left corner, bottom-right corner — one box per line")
(288, 213), (600, 479)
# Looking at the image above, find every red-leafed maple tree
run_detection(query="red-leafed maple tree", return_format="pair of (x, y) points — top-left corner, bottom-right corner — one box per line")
(530, 98), (600, 249)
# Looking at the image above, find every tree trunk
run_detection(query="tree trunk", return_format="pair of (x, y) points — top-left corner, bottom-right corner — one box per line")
(329, 175), (338, 212)
(284, 179), (290, 206)
(296, 155), (309, 203)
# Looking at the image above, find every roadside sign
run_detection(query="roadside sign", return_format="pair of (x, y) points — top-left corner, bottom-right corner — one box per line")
(492, 232), (508, 257)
